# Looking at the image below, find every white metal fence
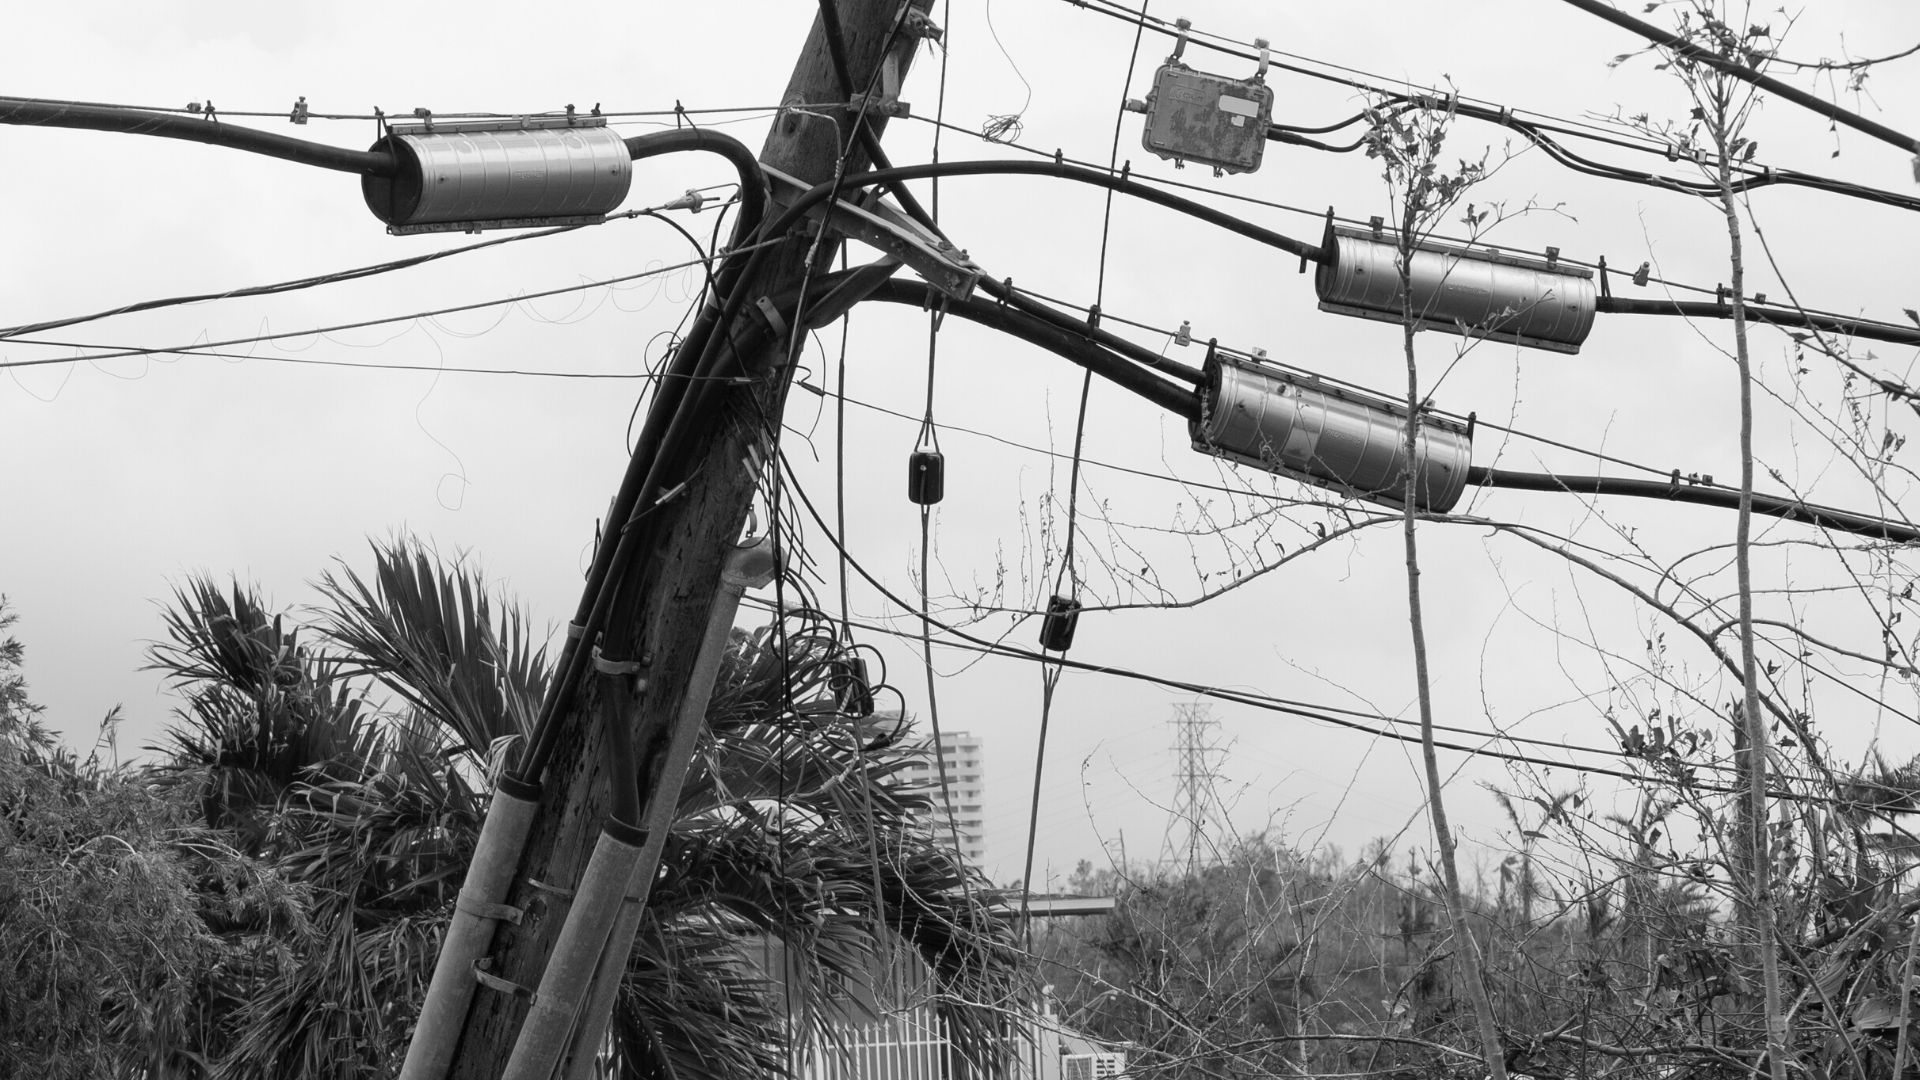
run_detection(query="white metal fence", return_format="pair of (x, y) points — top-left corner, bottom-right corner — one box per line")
(802, 1007), (955, 1080)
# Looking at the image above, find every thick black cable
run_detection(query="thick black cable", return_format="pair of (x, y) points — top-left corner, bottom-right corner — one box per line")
(1597, 295), (1920, 349)
(1260, 98), (1920, 215)
(1469, 467), (1920, 543)
(513, 130), (770, 782)
(1080, 0), (1920, 216)
(861, 279), (1199, 417)
(1472, 107), (1920, 214)
(814, 0), (944, 235)
(984, 280), (1202, 384)
(0, 95), (395, 175)
(622, 129), (769, 237)
(798, 158), (1324, 261)
(1552, 0), (1920, 156)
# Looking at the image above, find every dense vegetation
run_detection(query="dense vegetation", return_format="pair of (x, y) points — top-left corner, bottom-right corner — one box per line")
(0, 543), (1017, 1079)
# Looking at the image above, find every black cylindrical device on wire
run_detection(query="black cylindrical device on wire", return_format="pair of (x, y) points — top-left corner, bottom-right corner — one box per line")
(908, 450), (945, 505)
(1040, 595), (1082, 652)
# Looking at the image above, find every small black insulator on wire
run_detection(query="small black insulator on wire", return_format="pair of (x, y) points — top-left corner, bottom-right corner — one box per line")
(1040, 595), (1083, 652)
(908, 450), (945, 505)
(829, 657), (875, 718)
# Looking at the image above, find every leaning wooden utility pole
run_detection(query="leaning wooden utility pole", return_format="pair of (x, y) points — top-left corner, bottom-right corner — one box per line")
(444, 5), (932, 1077)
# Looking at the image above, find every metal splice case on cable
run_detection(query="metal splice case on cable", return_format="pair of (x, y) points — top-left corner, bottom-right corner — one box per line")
(1139, 62), (1274, 175)
(1314, 224), (1597, 353)
(363, 116), (632, 234)
(1190, 350), (1473, 512)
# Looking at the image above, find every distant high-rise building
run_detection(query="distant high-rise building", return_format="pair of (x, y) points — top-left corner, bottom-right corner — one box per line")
(897, 726), (986, 866)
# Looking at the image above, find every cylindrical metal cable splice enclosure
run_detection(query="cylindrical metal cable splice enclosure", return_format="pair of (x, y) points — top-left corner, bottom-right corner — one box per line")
(1314, 224), (1596, 354)
(1190, 352), (1473, 512)
(363, 119), (632, 233)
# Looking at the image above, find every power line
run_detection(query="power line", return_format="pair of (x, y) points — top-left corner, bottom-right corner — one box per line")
(739, 573), (1841, 801)
(0, 212), (677, 341)
(0, 93), (811, 124)
(1063, 0), (1920, 215)
(1552, 0), (1920, 157)
(0, 241), (779, 372)
(771, 451), (1677, 773)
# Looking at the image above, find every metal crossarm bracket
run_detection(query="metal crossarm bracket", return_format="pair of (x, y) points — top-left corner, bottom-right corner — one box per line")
(763, 164), (980, 301)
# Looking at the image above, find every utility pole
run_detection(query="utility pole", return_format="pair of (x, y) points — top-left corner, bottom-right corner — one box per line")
(445, 4), (933, 1076)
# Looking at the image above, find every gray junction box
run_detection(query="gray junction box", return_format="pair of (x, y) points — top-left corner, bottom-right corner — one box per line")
(1140, 62), (1273, 175)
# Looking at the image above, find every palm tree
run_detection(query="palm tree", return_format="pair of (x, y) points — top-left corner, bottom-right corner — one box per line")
(148, 537), (1020, 1079)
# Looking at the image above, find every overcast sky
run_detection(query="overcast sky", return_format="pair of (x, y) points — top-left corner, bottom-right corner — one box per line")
(5, 0), (1920, 887)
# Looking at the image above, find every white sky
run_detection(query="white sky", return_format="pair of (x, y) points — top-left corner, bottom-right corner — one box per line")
(5, 0), (1920, 888)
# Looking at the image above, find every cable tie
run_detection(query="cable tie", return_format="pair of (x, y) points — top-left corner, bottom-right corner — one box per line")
(526, 878), (575, 901)
(472, 958), (537, 1001)
(566, 622), (586, 641)
(592, 647), (646, 677)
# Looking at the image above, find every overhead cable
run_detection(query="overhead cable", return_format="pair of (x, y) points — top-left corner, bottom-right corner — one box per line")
(1067, 0), (1920, 215)
(1596, 295), (1920, 349)
(0, 222), (595, 341)
(1552, 0), (1920, 157)
(0, 95), (395, 175)
(0, 244), (763, 372)
(770, 454), (1854, 801)
(1469, 467), (1920, 544)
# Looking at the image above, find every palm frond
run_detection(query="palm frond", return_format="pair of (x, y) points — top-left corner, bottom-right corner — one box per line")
(317, 536), (547, 760)
(147, 576), (378, 848)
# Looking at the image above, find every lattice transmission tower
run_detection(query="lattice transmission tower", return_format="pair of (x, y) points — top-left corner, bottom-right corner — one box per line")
(1162, 703), (1225, 870)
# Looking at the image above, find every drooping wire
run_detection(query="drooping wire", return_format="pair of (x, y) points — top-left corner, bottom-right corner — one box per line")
(1019, 0), (1157, 949)
(630, 200), (738, 453)
(0, 220), (595, 341)
(914, 0), (975, 892)
(765, 458), (1871, 804)
(0, 238), (771, 372)
(981, 0), (1033, 142)
(1063, 0), (1920, 216)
